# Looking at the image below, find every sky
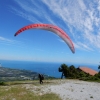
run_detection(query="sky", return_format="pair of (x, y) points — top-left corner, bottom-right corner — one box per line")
(0, 0), (100, 65)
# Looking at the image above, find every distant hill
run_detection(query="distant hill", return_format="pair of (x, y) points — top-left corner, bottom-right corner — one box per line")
(0, 67), (54, 82)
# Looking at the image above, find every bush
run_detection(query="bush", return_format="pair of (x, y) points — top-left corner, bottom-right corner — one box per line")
(0, 81), (5, 85)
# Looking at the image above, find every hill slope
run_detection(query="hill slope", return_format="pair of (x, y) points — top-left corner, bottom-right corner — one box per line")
(0, 67), (52, 81)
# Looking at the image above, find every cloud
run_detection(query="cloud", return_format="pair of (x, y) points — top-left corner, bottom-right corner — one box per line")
(76, 42), (94, 51)
(0, 36), (12, 42)
(0, 36), (15, 44)
(11, 0), (100, 52)
(0, 36), (21, 46)
(11, 0), (56, 25)
(58, 39), (65, 43)
(42, 0), (100, 50)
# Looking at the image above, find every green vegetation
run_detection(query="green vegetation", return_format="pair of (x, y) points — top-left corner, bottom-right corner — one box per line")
(0, 81), (5, 85)
(0, 81), (61, 100)
(58, 64), (100, 82)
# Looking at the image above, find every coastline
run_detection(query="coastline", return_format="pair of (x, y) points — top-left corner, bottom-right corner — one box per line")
(0, 60), (99, 78)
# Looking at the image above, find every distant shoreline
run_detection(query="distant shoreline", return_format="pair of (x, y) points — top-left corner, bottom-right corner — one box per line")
(0, 60), (99, 78)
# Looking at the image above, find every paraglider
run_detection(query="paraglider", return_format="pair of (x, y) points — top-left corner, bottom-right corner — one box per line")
(14, 23), (75, 53)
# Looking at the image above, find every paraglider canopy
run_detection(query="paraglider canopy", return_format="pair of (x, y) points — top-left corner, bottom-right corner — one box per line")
(14, 23), (75, 53)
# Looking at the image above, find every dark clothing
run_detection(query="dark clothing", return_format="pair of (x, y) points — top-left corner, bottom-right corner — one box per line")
(38, 74), (44, 84)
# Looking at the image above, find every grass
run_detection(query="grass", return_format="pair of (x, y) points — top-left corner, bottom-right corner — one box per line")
(0, 80), (61, 100)
(4, 79), (63, 86)
(0, 79), (99, 100)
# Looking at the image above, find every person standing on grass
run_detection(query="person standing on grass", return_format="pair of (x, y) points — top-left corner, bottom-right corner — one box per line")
(38, 74), (44, 84)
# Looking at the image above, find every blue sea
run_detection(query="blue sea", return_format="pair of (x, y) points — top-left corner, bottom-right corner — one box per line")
(0, 60), (99, 78)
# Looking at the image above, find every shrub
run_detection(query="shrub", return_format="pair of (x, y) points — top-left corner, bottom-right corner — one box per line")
(0, 81), (5, 85)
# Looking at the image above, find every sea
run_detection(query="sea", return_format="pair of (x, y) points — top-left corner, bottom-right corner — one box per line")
(0, 60), (99, 78)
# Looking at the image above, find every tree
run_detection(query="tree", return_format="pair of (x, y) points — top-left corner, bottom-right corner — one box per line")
(98, 65), (100, 72)
(69, 65), (76, 73)
(68, 65), (79, 78)
(58, 64), (68, 79)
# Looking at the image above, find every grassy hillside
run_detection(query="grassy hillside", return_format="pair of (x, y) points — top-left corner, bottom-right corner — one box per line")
(0, 80), (61, 100)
